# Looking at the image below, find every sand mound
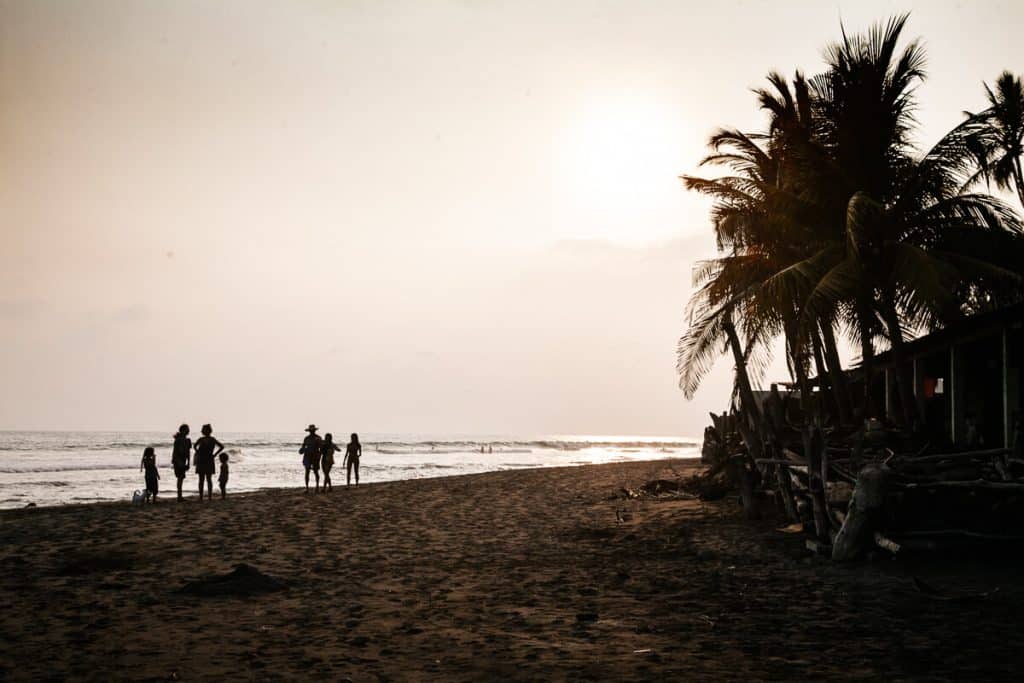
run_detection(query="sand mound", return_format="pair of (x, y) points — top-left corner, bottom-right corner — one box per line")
(178, 563), (286, 597)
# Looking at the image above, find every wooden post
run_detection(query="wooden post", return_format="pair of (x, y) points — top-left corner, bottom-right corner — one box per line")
(776, 462), (799, 522)
(805, 426), (829, 541)
(832, 465), (888, 561)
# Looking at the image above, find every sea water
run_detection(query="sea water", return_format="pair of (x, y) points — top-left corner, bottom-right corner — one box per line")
(0, 432), (698, 509)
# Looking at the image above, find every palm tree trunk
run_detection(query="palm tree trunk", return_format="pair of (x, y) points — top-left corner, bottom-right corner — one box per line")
(879, 295), (919, 428)
(811, 330), (837, 422)
(723, 315), (763, 426)
(820, 320), (853, 425)
(722, 314), (764, 463)
(857, 298), (877, 420)
(1013, 154), (1024, 208)
(784, 318), (814, 421)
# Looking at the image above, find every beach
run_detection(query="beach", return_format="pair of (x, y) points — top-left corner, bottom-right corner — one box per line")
(2, 459), (1022, 681)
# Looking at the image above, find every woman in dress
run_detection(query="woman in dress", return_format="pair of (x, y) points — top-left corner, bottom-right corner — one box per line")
(171, 424), (191, 501)
(344, 433), (362, 487)
(140, 446), (160, 503)
(193, 423), (224, 501)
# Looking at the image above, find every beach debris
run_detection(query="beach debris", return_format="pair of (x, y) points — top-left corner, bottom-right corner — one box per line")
(178, 563), (287, 597)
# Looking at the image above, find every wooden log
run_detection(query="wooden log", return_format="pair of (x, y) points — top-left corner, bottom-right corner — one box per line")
(831, 464), (888, 561)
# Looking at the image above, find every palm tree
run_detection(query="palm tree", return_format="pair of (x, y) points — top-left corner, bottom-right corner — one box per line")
(678, 15), (1024, 436)
(967, 71), (1024, 207)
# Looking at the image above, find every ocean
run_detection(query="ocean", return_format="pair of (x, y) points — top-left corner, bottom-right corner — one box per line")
(0, 431), (698, 509)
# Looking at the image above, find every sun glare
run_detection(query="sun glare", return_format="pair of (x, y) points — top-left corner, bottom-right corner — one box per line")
(556, 93), (685, 244)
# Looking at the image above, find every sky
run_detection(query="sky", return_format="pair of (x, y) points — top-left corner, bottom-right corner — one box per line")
(1, 0), (1022, 435)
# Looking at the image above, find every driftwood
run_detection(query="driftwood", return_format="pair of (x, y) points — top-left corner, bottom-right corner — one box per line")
(832, 465), (888, 561)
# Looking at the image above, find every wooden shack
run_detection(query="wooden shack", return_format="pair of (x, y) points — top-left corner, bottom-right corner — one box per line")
(869, 303), (1024, 449)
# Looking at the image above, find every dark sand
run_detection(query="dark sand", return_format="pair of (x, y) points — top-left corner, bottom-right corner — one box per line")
(1, 459), (1023, 681)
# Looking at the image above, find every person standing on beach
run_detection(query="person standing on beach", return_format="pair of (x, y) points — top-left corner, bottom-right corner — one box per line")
(321, 432), (340, 492)
(171, 424), (191, 501)
(218, 452), (229, 499)
(193, 424), (224, 501)
(300, 424), (323, 493)
(140, 446), (160, 503)
(344, 433), (362, 487)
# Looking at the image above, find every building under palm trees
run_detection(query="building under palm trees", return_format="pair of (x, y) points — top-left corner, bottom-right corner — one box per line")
(864, 302), (1024, 449)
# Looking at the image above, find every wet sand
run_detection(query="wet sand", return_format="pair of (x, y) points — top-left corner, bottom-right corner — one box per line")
(1, 459), (1022, 681)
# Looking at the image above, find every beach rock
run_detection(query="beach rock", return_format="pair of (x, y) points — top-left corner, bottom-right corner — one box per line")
(178, 563), (287, 597)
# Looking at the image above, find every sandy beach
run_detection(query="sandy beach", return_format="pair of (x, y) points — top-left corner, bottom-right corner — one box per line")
(1, 459), (1022, 681)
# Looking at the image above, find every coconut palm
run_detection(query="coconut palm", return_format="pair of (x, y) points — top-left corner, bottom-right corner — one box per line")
(967, 71), (1024, 207)
(678, 14), (1024, 435)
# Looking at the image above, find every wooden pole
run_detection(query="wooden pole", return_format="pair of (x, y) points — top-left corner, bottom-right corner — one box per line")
(805, 426), (829, 542)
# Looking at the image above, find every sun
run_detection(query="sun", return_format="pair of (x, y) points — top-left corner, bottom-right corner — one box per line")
(555, 92), (686, 244)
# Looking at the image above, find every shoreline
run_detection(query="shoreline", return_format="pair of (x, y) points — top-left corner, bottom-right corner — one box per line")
(2, 459), (1023, 680)
(0, 456), (699, 513)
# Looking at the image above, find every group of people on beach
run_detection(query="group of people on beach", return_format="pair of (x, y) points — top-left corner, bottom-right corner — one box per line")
(137, 423), (229, 503)
(139, 423), (363, 502)
(299, 424), (362, 493)
(143, 423), (229, 503)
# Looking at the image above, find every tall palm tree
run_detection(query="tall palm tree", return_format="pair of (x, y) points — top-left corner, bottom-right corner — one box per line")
(967, 71), (1024, 207)
(678, 15), (1024, 436)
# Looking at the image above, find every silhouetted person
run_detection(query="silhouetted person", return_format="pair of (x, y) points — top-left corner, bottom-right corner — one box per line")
(193, 424), (224, 501)
(321, 432), (340, 492)
(140, 446), (159, 503)
(172, 424), (191, 501)
(344, 433), (362, 487)
(300, 424), (323, 493)
(218, 452), (229, 499)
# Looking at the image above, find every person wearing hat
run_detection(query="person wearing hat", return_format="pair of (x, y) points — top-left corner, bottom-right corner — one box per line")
(299, 424), (323, 493)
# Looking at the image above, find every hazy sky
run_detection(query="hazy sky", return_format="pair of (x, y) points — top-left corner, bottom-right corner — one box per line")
(2, 0), (1021, 434)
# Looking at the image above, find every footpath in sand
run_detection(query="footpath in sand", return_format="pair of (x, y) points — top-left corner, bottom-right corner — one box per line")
(1, 460), (1023, 681)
